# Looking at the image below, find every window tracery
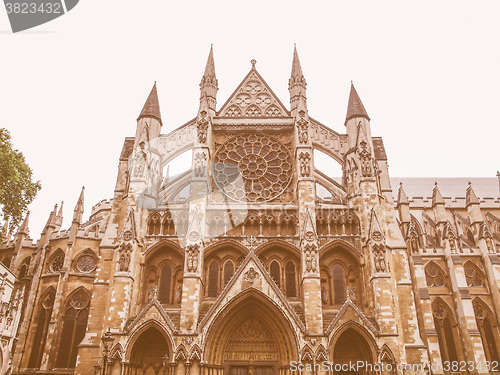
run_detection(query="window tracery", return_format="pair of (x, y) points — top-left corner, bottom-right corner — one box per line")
(28, 289), (55, 368)
(74, 251), (97, 273)
(425, 263), (446, 287)
(464, 262), (485, 287)
(432, 302), (460, 365)
(55, 290), (90, 369)
(213, 134), (293, 203)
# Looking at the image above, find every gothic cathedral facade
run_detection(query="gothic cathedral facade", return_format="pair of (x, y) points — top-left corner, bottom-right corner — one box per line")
(1, 46), (500, 375)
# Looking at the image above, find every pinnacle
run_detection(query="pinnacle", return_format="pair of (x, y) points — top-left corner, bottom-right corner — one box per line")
(397, 183), (409, 205)
(289, 45), (306, 90)
(17, 211), (30, 235)
(203, 45), (216, 79)
(291, 44), (304, 79)
(345, 82), (370, 124)
(466, 182), (480, 206)
(432, 182), (445, 206)
(137, 82), (162, 125)
(73, 186), (85, 224)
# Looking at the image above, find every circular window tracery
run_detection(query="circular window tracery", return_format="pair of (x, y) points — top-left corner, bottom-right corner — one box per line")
(51, 254), (65, 272)
(213, 135), (293, 202)
(75, 253), (96, 273)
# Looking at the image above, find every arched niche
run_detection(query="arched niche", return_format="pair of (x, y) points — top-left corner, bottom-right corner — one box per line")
(320, 242), (363, 308)
(142, 244), (184, 306)
(256, 242), (301, 299)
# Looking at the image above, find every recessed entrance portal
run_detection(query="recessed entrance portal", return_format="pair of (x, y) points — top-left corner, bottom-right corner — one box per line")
(224, 317), (279, 374)
(333, 328), (375, 375)
(204, 291), (297, 375)
(129, 327), (170, 375)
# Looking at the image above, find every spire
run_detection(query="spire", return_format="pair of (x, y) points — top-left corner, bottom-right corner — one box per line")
(345, 82), (370, 125)
(137, 82), (162, 125)
(17, 212), (29, 236)
(41, 205), (57, 234)
(200, 45), (218, 112)
(73, 186), (85, 224)
(397, 183), (409, 206)
(432, 182), (445, 206)
(290, 44), (305, 85)
(288, 45), (307, 113)
(56, 201), (64, 227)
(466, 181), (480, 207)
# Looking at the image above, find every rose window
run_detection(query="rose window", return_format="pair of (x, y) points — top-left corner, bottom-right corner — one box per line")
(213, 134), (293, 202)
(51, 254), (64, 272)
(76, 253), (96, 273)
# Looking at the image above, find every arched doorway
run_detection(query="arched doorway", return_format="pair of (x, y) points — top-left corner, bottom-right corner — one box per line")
(204, 290), (298, 375)
(129, 327), (170, 375)
(332, 327), (376, 375)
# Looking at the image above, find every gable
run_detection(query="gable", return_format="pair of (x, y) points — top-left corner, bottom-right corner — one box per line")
(218, 68), (290, 118)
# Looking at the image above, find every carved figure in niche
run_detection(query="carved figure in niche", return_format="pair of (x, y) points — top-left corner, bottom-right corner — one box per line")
(196, 111), (209, 143)
(194, 152), (206, 177)
(321, 286), (329, 304)
(245, 267), (258, 283)
(148, 285), (158, 302)
(449, 238), (456, 252)
(186, 245), (199, 272)
(118, 243), (132, 272)
(299, 152), (311, 177)
(175, 282), (182, 304)
(305, 253), (312, 272)
(374, 247), (386, 272)
(361, 157), (372, 177)
(297, 117), (309, 144)
(410, 235), (419, 253)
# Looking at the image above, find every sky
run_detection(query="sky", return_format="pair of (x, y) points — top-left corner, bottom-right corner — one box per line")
(1, 0), (499, 236)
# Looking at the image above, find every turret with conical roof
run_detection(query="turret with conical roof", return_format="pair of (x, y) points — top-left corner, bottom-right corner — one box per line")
(288, 45), (307, 115)
(345, 83), (373, 151)
(135, 82), (162, 148)
(199, 45), (218, 113)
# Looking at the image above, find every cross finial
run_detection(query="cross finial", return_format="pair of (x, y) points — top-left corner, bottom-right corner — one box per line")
(248, 235), (257, 252)
(251, 59), (256, 69)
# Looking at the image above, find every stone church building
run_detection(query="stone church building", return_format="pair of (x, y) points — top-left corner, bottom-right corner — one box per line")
(1, 46), (500, 375)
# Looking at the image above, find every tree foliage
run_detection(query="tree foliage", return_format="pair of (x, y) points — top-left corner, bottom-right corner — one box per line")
(0, 128), (41, 232)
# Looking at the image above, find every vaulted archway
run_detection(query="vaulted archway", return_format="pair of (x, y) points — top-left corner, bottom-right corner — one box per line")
(331, 325), (377, 375)
(204, 290), (298, 374)
(128, 327), (171, 375)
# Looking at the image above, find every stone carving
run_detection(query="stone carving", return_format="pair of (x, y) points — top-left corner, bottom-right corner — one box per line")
(175, 282), (182, 304)
(149, 285), (159, 301)
(297, 110), (309, 144)
(373, 245), (386, 272)
(321, 286), (329, 304)
(432, 304), (446, 320)
(304, 244), (317, 273)
(213, 134), (292, 202)
(359, 141), (372, 177)
(194, 152), (206, 177)
(299, 152), (311, 177)
(186, 244), (199, 272)
(196, 111), (209, 144)
(133, 152), (146, 177)
(245, 267), (258, 284)
(118, 243), (132, 272)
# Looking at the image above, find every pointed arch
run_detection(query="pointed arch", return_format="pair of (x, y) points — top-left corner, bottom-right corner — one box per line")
(300, 344), (314, 362)
(472, 298), (500, 364)
(329, 321), (377, 363)
(174, 343), (188, 361)
(203, 288), (299, 365)
(463, 260), (486, 287)
(55, 287), (91, 369)
(28, 286), (56, 368)
(48, 248), (65, 273)
(189, 344), (202, 362)
(424, 261), (447, 287)
(431, 297), (462, 365)
(147, 212), (162, 235)
(127, 324), (172, 373)
(125, 319), (175, 360)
